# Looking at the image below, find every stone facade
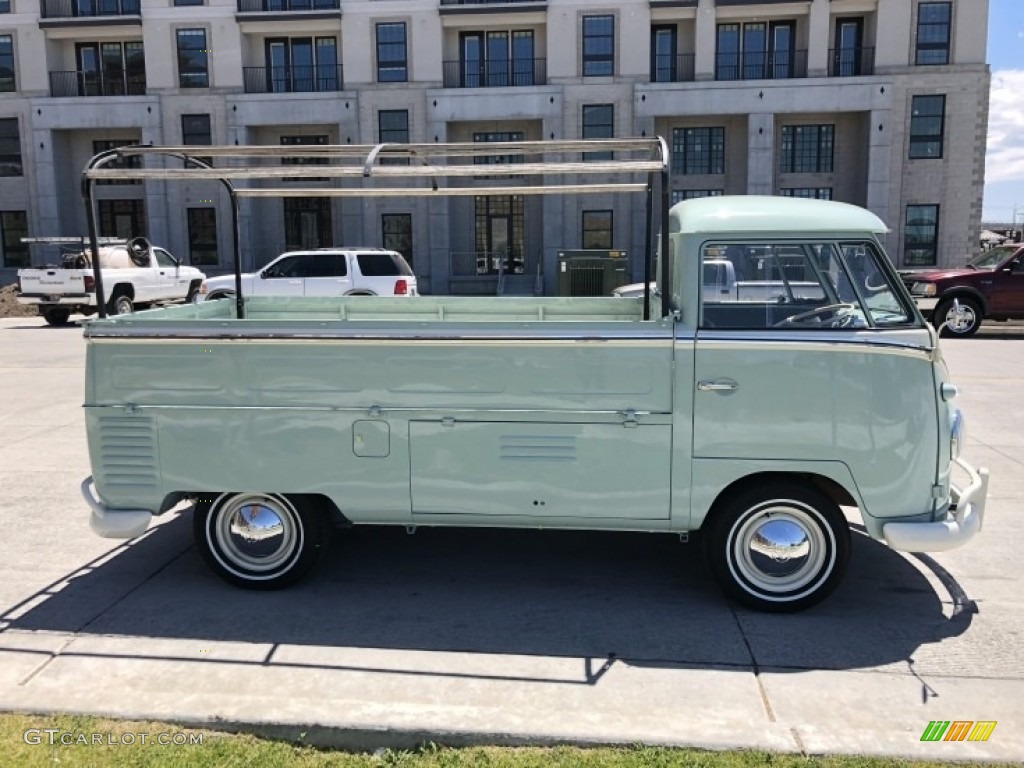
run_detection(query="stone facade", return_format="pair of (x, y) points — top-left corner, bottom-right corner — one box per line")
(0, 0), (990, 292)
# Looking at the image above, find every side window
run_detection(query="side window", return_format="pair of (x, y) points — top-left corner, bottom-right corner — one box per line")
(306, 255), (347, 277)
(700, 241), (914, 330)
(153, 248), (177, 268)
(357, 252), (411, 276)
(265, 255), (309, 278)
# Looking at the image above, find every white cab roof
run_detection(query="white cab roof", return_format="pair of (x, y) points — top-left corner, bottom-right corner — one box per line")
(671, 196), (889, 236)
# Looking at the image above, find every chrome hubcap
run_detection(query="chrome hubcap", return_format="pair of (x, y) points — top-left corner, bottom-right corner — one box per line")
(945, 305), (976, 332)
(729, 502), (833, 599)
(213, 494), (299, 575)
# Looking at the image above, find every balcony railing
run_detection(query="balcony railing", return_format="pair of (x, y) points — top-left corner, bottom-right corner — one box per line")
(40, 0), (140, 18)
(828, 46), (875, 77)
(442, 58), (546, 88)
(715, 49), (808, 81)
(650, 53), (696, 83)
(236, 0), (339, 11)
(48, 70), (146, 97)
(243, 65), (344, 94)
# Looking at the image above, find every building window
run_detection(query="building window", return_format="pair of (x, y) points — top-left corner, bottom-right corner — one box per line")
(187, 208), (218, 265)
(382, 213), (413, 266)
(582, 104), (614, 161)
(92, 140), (141, 185)
(582, 15), (614, 76)
(672, 190), (724, 204)
(779, 188), (833, 200)
(283, 198), (332, 250)
(0, 35), (13, 92)
(916, 2), (951, 65)
(582, 210), (613, 249)
(174, 0), (204, 5)
(0, 118), (21, 177)
(260, 37), (338, 94)
(65, 42), (145, 97)
(378, 110), (409, 165)
(716, 21), (796, 80)
(176, 29), (209, 88)
(456, 30), (536, 88)
(0, 0), (9, 11)
(98, 199), (146, 239)
(281, 135), (329, 181)
(181, 113), (212, 166)
(1, 211), (28, 267)
(473, 131), (524, 179)
(909, 95), (945, 159)
(376, 22), (407, 83)
(780, 125), (834, 173)
(904, 204), (940, 266)
(672, 127), (725, 176)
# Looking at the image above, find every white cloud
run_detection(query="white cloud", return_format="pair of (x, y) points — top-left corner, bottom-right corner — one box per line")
(986, 69), (1024, 184)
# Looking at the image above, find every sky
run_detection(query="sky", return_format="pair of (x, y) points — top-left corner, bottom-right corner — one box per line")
(983, 0), (1024, 224)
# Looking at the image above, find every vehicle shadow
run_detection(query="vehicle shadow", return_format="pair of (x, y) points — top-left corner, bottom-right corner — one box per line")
(1, 512), (973, 675)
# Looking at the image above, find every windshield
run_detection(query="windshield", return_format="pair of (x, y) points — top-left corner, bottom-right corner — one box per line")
(967, 246), (1016, 270)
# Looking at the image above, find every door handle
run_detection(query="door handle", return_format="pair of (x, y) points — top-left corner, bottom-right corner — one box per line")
(697, 379), (739, 392)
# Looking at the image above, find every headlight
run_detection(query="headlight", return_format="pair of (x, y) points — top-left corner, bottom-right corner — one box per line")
(198, 282), (208, 294)
(950, 408), (964, 460)
(911, 282), (937, 297)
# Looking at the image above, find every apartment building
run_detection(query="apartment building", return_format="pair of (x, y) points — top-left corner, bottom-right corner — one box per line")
(0, 0), (990, 294)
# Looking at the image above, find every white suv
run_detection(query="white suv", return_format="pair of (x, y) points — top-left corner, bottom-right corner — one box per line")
(196, 248), (418, 302)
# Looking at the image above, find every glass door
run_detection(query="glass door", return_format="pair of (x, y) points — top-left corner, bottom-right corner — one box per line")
(461, 33), (483, 88)
(769, 22), (794, 79)
(742, 23), (766, 79)
(76, 44), (101, 96)
(290, 38), (313, 92)
(266, 39), (289, 93)
(651, 26), (677, 82)
(834, 19), (863, 76)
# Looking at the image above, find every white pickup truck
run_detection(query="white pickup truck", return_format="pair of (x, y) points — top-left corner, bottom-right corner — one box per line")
(17, 237), (205, 325)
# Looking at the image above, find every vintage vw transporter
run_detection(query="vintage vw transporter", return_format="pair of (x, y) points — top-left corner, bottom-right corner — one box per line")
(79, 140), (988, 612)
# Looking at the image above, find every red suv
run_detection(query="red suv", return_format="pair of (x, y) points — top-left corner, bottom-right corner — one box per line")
(901, 244), (1024, 336)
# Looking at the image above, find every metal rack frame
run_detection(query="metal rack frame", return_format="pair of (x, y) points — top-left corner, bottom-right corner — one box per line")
(81, 138), (671, 320)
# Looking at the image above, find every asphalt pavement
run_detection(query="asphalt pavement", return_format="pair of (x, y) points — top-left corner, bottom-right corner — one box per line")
(0, 315), (1021, 760)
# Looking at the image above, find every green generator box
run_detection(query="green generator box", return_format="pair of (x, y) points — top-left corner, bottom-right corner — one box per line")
(556, 250), (629, 296)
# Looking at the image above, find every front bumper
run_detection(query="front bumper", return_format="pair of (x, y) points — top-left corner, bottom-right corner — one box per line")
(883, 458), (989, 552)
(81, 476), (152, 539)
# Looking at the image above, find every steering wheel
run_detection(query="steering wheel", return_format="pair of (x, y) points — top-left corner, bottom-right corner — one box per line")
(127, 236), (151, 267)
(774, 303), (857, 328)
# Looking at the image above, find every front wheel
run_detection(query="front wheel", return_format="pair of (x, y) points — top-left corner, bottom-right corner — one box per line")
(704, 483), (850, 612)
(935, 298), (982, 337)
(193, 492), (327, 589)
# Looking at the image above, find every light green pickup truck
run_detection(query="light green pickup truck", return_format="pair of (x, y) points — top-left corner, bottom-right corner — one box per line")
(80, 193), (988, 612)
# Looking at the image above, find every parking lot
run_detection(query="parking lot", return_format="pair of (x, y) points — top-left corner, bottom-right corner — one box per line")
(0, 315), (1021, 760)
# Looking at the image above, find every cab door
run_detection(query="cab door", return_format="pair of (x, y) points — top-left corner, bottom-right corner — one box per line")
(152, 248), (185, 299)
(257, 254), (308, 297)
(989, 250), (1024, 315)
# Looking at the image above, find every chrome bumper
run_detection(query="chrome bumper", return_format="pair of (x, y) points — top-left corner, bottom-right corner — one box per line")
(883, 458), (989, 552)
(81, 476), (152, 539)
(913, 297), (939, 312)
(18, 296), (94, 307)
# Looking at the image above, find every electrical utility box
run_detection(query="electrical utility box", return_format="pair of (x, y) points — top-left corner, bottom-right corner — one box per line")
(556, 250), (629, 296)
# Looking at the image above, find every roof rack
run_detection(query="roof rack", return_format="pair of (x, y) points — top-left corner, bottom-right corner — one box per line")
(81, 139), (670, 321)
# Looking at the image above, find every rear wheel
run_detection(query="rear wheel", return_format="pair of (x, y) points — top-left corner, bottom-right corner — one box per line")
(704, 482), (850, 612)
(935, 297), (982, 337)
(193, 492), (328, 589)
(42, 307), (71, 326)
(108, 292), (134, 316)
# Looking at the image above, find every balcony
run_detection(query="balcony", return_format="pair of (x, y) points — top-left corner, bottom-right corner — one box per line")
(40, 0), (140, 19)
(439, 0), (546, 15)
(442, 58), (546, 88)
(236, 0), (339, 11)
(650, 53), (696, 84)
(243, 65), (344, 94)
(48, 70), (145, 97)
(440, 0), (543, 6)
(715, 50), (808, 81)
(828, 47), (875, 77)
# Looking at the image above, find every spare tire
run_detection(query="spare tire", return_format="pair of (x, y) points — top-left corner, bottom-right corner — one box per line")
(127, 236), (151, 267)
